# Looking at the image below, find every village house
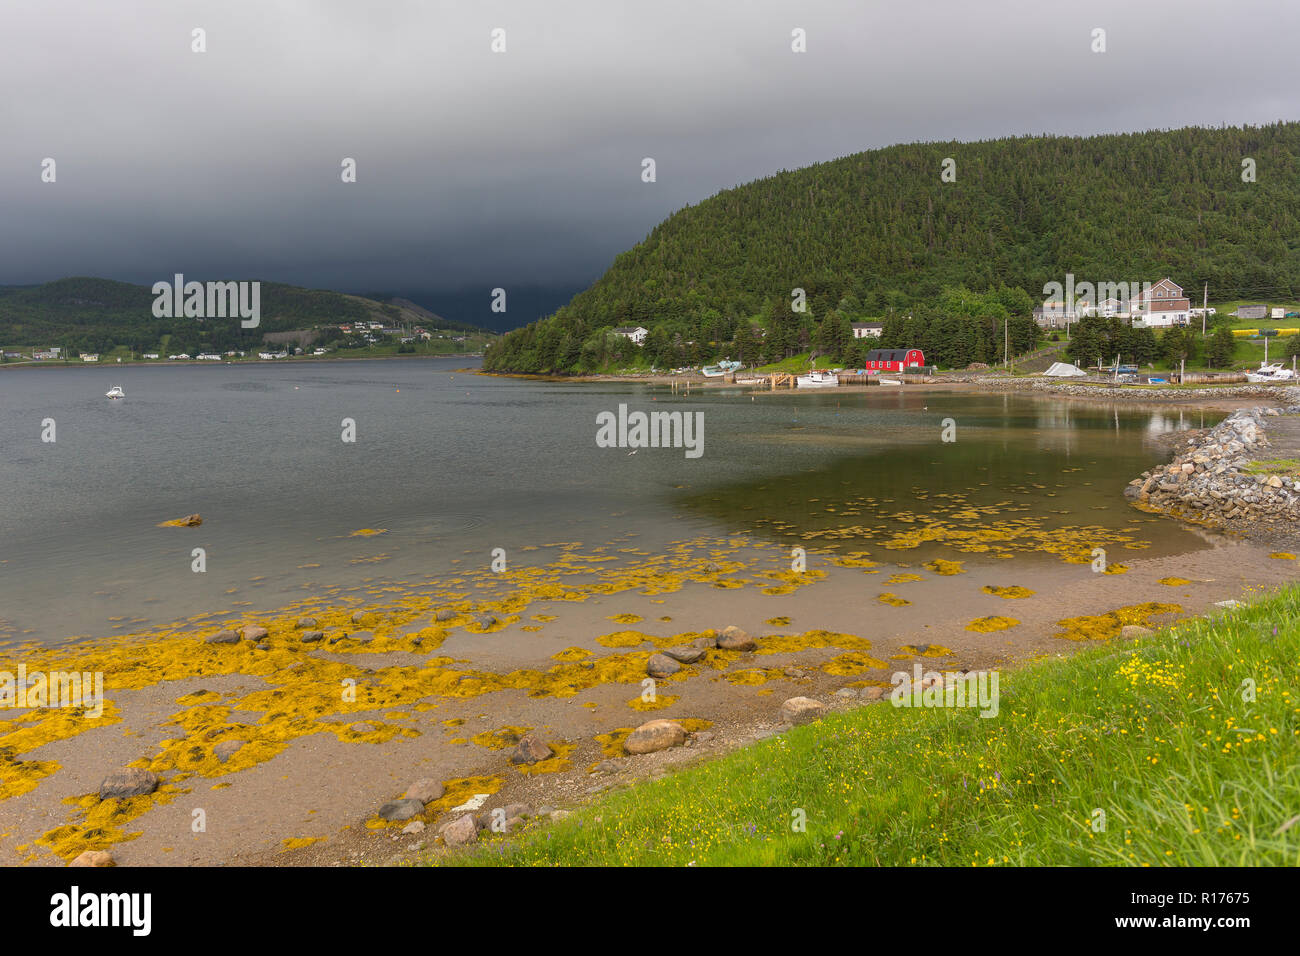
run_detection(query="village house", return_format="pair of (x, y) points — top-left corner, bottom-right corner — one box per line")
(1233, 305), (1267, 319)
(1033, 298), (1093, 329)
(851, 322), (884, 338)
(80, 353), (99, 362)
(143, 353), (160, 360)
(612, 326), (648, 346)
(1096, 297), (1130, 318)
(864, 348), (925, 372)
(1131, 278), (1191, 327)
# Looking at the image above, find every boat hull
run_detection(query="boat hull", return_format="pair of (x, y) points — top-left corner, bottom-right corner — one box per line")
(796, 374), (839, 388)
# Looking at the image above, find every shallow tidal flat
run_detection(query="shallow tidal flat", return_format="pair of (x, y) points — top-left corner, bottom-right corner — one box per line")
(1, 364), (1295, 864)
(1, 517), (1296, 866)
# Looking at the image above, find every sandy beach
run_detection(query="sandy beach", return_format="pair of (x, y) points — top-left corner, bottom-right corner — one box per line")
(4, 376), (1299, 867)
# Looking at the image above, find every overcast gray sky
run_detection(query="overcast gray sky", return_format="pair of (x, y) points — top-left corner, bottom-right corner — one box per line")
(1, 0), (1297, 326)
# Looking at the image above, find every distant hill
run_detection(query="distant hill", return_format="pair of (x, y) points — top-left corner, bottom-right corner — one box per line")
(485, 122), (1300, 373)
(0, 278), (494, 355)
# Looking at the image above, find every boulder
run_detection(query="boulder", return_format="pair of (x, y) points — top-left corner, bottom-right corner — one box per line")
(69, 850), (115, 867)
(405, 778), (446, 804)
(508, 733), (554, 765)
(206, 630), (239, 644)
(351, 610), (371, 624)
(624, 719), (688, 755)
(664, 646), (706, 664)
(300, 630), (326, 643)
(99, 768), (160, 801)
(778, 697), (827, 726)
(295, 617), (318, 629)
(241, 625), (269, 642)
(646, 653), (681, 678)
(213, 740), (245, 763)
(378, 798), (425, 822)
(716, 626), (756, 651)
(440, 815), (478, 847)
(434, 608), (457, 622)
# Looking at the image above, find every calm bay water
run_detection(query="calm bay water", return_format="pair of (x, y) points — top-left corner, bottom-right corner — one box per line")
(0, 358), (1221, 644)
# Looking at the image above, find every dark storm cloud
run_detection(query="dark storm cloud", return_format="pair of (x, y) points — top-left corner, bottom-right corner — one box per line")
(1, 0), (1297, 324)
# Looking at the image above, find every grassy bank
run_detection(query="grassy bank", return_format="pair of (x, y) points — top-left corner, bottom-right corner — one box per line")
(445, 588), (1300, 866)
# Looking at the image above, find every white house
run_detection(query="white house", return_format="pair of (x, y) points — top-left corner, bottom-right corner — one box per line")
(197, 352), (222, 360)
(143, 353), (160, 360)
(1096, 297), (1130, 318)
(1131, 278), (1190, 327)
(1034, 299), (1093, 329)
(612, 326), (648, 346)
(80, 353), (99, 362)
(851, 322), (884, 338)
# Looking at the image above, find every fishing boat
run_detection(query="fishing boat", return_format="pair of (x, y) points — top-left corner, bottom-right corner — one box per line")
(878, 378), (902, 386)
(795, 370), (839, 388)
(1246, 362), (1295, 383)
(105, 385), (125, 399)
(701, 365), (727, 377)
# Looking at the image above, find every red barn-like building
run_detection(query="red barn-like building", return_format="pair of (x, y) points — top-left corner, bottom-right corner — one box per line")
(864, 348), (924, 372)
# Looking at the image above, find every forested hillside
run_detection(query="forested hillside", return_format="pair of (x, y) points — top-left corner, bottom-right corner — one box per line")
(485, 122), (1300, 373)
(0, 278), (488, 356)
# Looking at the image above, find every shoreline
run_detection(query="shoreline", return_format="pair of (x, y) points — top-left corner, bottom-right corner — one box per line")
(480, 366), (1300, 408)
(0, 353), (484, 372)
(5, 377), (1300, 868)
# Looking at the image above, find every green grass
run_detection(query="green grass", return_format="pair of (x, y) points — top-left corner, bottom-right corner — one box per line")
(444, 586), (1300, 866)
(756, 352), (840, 373)
(1242, 459), (1300, 477)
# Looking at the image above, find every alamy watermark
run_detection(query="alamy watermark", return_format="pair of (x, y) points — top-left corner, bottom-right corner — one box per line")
(890, 663), (999, 718)
(152, 273), (261, 328)
(596, 404), (704, 458)
(1, 664), (104, 718)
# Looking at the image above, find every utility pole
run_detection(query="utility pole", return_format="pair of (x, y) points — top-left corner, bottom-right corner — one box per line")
(1004, 315), (1009, 368)
(1202, 281), (1208, 337)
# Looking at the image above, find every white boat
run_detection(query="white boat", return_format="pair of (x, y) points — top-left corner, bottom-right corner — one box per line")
(701, 365), (727, 377)
(1245, 362), (1295, 383)
(795, 370), (839, 388)
(105, 385), (125, 399)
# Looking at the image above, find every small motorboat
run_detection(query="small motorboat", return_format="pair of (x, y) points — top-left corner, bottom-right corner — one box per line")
(1246, 362), (1295, 383)
(105, 385), (125, 399)
(701, 365), (727, 377)
(796, 370), (839, 388)
(878, 378), (903, 386)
